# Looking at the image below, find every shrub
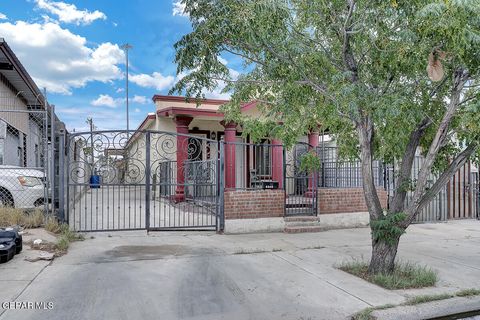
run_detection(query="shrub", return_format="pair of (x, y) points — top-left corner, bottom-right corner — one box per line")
(0, 208), (44, 228)
(338, 260), (438, 290)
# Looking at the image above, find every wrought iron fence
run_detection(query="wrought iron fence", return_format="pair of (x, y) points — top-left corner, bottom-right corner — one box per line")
(222, 140), (284, 190)
(316, 145), (385, 188)
(473, 172), (479, 220)
(285, 142), (317, 216)
(65, 130), (220, 231)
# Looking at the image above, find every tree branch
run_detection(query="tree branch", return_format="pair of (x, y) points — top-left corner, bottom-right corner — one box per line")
(389, 117), (432, 213)
(406, 68), (470, 217)
(403, 140), (479, 226)
(342, 0), (358, 83)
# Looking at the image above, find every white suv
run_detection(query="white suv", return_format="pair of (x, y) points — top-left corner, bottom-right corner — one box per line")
(0, 166), (46, 208)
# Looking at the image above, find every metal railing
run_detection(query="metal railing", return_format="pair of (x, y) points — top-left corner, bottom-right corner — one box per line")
(316, 145), (385, 188)
(222, 140), (284, 190)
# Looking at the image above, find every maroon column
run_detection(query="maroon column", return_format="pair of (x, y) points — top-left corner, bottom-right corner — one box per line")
(306, 131), (319, 197)
(271, 138), (284, 189)
(174, 116), (193, 202)
(222, 121), (237, 189)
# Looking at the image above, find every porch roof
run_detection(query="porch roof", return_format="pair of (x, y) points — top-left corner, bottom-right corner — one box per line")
(157, 107), (225, 119)
(153, 95), (259, 120)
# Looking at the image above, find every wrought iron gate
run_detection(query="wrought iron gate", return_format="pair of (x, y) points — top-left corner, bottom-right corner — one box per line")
(65, 130), (221, 232)
(284, 142), (318, 216)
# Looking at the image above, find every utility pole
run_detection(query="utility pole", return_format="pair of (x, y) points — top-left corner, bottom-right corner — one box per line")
(121, 43), (133, 133)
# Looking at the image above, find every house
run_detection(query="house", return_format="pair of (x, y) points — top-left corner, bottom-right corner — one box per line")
(117, 95), (390, 233)
(65, 92), (478, 232)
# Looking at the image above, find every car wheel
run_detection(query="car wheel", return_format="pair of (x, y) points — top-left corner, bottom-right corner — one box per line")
(0, 190), (14, 207)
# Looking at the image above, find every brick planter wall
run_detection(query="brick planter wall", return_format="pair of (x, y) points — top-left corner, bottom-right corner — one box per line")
(318, 188), (388, 214)
(224, 190), (285, 220)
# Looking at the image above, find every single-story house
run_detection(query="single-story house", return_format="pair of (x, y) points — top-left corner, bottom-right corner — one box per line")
(119, 96), (377, 233)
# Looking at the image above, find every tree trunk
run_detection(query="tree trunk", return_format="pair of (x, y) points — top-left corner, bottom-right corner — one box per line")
(368, 234), (401, 274)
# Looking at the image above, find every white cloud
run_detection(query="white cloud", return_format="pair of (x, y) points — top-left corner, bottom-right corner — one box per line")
(134, 108), (141, 113)
(172, 1), (188, 17)
(130, 72), (175, 91)
(91, 94), (147, 108)
(0, 21), (124, 94)
(0, 13), (7, 20)
(132, 95), (149, 104)
(116, 88), (125, 93)
(91, 94), (123, 108)
(202, 86), (231, 100)
(35, 0), (106, 25)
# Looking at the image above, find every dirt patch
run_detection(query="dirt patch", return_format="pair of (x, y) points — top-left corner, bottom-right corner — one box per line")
(104, 245), (218, 260)
(24, 239), (67, 257)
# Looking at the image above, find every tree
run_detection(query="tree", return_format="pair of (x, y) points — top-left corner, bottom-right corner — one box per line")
(171, 0), (480, 274)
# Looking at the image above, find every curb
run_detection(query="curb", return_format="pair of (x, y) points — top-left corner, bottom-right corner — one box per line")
(371, 296), (480, 320)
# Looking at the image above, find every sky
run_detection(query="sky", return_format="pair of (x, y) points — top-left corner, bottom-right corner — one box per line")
(0, 0), (240, 132)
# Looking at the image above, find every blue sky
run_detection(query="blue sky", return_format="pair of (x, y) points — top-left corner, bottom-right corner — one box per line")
(0, 0), (239, 132)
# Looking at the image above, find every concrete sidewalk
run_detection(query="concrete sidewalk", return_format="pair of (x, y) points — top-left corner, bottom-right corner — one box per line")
(1, 220), (479, 320)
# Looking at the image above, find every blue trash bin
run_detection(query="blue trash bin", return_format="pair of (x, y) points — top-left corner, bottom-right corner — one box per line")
(90, 175), (101, 188)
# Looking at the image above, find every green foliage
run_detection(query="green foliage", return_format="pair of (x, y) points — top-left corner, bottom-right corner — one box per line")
(172, 0), (480, 260)
(55, 237), (70, 252)
(44, 215), (62, 234)
(0, 208), (44, 228)
(338, 260), (438, 289)
(456, 288), (480, 297)
(299, 150), (321, 173)
(405, 293), (453, 305)
(370, 212), (407, 245)
(172, 0), (480, 162)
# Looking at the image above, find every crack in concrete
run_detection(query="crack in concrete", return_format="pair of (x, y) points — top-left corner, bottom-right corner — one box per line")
(270, 251), (375, 307)
(0, 261), (51, 319)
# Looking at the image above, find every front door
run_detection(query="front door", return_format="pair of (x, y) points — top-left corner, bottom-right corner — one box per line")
(284, 143), (318, 216)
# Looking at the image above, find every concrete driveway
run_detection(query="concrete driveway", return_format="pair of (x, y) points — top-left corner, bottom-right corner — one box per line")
(1, 220), (480, 320)
(69, 186), (216, 231)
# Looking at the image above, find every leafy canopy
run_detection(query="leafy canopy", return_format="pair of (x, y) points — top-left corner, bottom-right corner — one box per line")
(172, 0), (480, 163)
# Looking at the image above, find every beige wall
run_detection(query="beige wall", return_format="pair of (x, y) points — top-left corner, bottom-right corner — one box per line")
(155, 100), (222, 112)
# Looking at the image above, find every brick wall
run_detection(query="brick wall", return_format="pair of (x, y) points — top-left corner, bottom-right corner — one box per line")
(224, 190), (285, 219)
(318, 188), (388, 214)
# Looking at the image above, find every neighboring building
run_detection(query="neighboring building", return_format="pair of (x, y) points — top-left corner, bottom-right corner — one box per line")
(0, 38), (66, 212)
(0, 38), (53, 168)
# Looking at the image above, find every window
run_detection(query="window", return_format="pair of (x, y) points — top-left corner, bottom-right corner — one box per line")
(254, 141), (272, 177)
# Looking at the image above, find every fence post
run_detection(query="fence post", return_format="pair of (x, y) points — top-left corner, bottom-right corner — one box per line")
(283, 146), (287, 216)
(145, 132), (151, 231)
(50, 104), (55, 217)
(58, 131), (65, 222)
(218, 141), (225, 232)
(65, 133), (71, 225)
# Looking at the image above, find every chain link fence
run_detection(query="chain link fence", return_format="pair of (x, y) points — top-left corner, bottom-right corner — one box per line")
(0, 91), (55, 215)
